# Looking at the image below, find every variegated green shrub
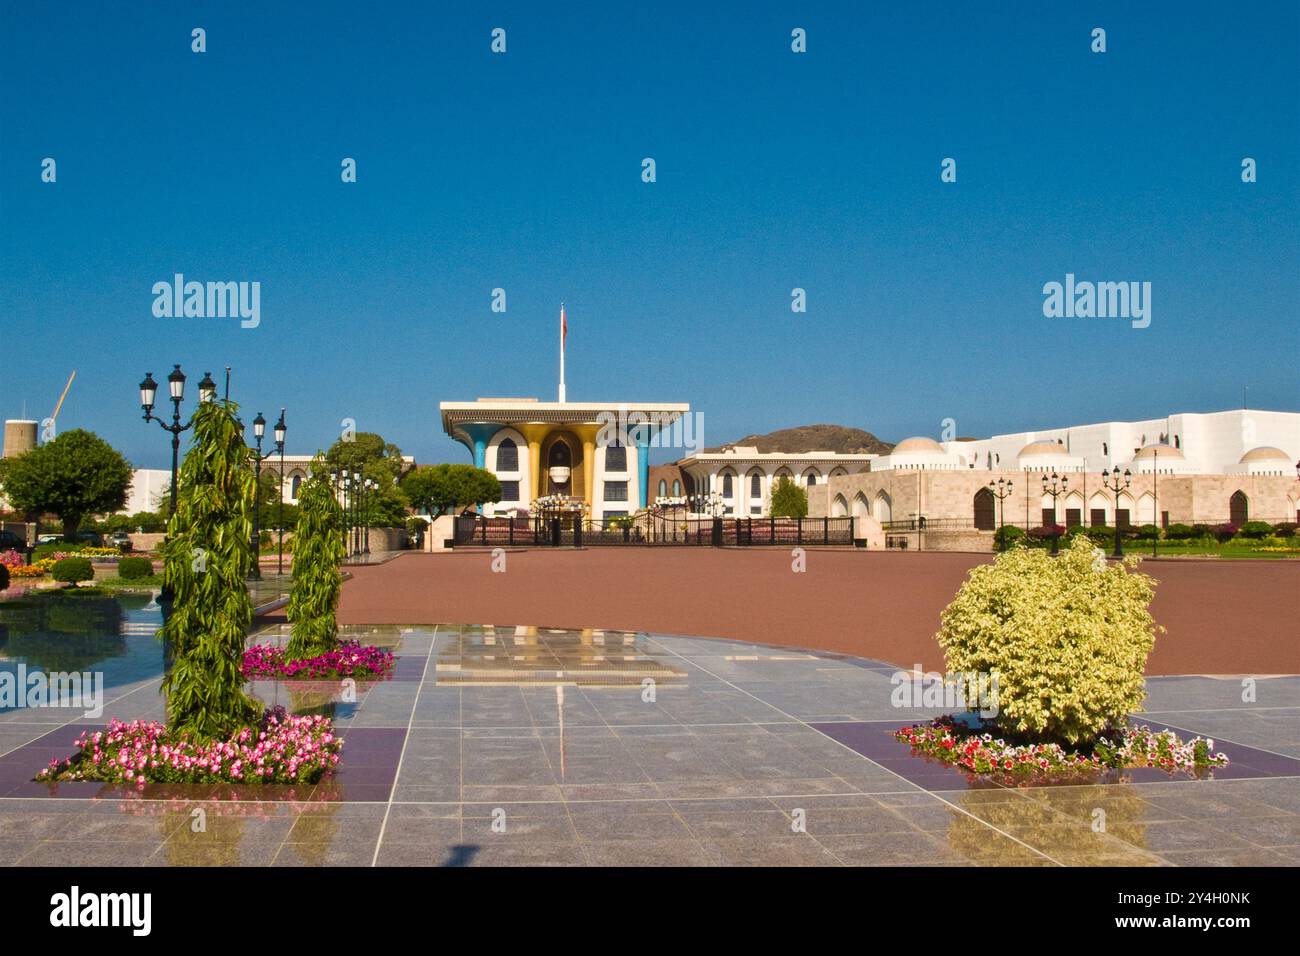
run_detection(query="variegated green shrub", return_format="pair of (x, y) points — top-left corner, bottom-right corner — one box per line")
(937, 536), (1160, 745)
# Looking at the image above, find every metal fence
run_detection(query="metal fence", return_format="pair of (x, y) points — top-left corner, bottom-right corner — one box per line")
(452, 514), (858, 547)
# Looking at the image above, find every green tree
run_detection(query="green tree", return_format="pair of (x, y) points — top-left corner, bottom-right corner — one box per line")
(159, 401), (260, 739)
(324, 432), (405, 483)
(2, 429), (132, 536)
(256, 469), (299, 531)
(324, 432), (411, 527)
(400, 464), (502, 518)
(286, 460), (346, 661)
(769, 477), (809, 518)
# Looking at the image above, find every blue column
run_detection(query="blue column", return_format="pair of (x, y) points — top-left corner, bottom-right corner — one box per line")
(457, 423), (501, 469)
(637, 434), (650, 510)
(456, 423), (502, 514)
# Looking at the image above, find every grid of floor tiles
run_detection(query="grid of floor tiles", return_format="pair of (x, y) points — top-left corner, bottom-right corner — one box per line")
(0, 624), (1296, 866)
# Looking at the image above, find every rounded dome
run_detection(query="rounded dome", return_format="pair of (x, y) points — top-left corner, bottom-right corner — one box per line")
(1239, 446), (1290, 464)
(892, 437), (944, 454)
(1133, 443), (1184, 461)
(1018, 440), (1068, 458)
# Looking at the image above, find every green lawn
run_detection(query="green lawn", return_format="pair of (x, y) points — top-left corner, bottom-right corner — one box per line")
(1136, 539), (1300, 559)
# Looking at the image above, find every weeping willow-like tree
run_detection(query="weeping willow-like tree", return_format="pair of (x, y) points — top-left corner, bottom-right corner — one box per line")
(159, 400), (261, 738)
(285, 459), (346, 661)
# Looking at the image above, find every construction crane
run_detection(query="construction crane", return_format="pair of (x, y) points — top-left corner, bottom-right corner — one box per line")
(49, 370), (76, 428)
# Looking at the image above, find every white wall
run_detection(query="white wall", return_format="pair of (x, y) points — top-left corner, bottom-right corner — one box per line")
(121, 469), (171, 513)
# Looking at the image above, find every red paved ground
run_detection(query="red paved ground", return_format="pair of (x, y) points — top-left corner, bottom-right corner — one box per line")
(333, 550), (1300, 676)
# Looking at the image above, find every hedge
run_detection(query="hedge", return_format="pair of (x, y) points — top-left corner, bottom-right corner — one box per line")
(51, 557), (94, 586)
(116, 556), (155, 580)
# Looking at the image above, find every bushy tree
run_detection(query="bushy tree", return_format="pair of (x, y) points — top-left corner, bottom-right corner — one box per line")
(324, 432), (411, 526)
(324, 432), (405, 482)
(937, 537), (1159, 745)
(401, 464), (502, 517)
(1, 429), (132, 536)
(159, 401), (260, 739)
(52, 557), (94, 587)
(768, 477), (808, 518)
(286, 459), (346, 661)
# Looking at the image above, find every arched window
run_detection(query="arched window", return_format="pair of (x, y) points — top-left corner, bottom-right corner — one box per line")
(973, 487), (996, 531)
(549, 441), (571, 467)
(657, 479), (667, 497)
(750, 474), (762, 498)
(290, 474), (303, 499)
(1230, 490), (1248, 526)
(722, 473), (734, 498)
(806, 475), (817, 486)
(605, 444), (627, 472)
(497, 438), (518, 471)
(672, 479), (681, 496)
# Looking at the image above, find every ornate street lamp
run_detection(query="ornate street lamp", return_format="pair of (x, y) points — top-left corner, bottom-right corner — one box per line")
(989, 478), (1014, 552)
(274, 410), (287, 575)
(246, 410), (285, 580)
(1101, 466), (1132, 558)
(1041, 471), (1067, 556)
(364, 478), (375, 555)
(1151, 447), (1159, 560)
(140, 365), (217, 514)
(340, 470), (353, 557)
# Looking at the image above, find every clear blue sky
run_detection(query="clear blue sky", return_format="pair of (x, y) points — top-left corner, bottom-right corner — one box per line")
(2, 1), (1296, 469)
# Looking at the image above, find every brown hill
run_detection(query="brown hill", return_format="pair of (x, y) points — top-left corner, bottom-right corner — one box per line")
(707, 424), (894, 455)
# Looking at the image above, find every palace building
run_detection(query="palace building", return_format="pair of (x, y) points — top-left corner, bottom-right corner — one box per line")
(442, 395), (1299, 550)
(439, 398), (691, 518)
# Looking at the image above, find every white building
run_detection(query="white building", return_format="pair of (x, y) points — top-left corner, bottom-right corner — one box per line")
(677, 448), (876, 516)
(121, 469), (172, 514)
(942, 409), (1299, 476)
(440, 398), (691, 518)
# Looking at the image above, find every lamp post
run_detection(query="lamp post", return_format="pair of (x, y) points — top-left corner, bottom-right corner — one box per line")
(1102, 466), (1132, 558)
(1041, 471), (1067, 556)
(358, 476), (369, 556)
(341, 470), (353, 557)
(140, 366), (217, 514)
(1151, 448), (1158, 559)
(331, 472), (344, 555)
(275, 410), (287, 575)
(247, 411), (285, 581)
(989, 478), (1014, 552)
(364, 478), (374, 555)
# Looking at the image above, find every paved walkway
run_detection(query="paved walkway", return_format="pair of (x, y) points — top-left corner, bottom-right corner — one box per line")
(3, 625), (1296, 866)
(333, 550), (1300, 676)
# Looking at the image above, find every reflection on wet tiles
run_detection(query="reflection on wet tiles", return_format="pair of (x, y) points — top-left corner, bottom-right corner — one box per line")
(0, 622), (1293, 865)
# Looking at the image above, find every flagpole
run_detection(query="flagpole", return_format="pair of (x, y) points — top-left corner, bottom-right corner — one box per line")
(559, 302), (567, 402)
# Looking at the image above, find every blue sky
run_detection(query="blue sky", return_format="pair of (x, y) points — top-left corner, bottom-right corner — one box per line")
(2, 1), (1296, 469)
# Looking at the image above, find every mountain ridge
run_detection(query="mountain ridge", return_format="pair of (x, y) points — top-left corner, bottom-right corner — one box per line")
(706, 423), (895, 456)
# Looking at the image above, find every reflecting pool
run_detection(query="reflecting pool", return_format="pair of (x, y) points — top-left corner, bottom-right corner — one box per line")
(0, 589), (165, 705)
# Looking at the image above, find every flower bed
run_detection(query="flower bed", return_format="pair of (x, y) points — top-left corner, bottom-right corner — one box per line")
(242, 639), (395, 681)
(895, 716), (1228, 784)
(34, 707), (342, 787)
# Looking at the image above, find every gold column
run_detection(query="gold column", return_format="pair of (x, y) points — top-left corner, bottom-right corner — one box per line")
(518, 424), (550, 505)
(583, 438), (595, 512)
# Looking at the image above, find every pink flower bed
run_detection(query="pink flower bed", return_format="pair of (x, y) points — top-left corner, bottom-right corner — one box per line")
(242, 639), (395, 681)
(35, 707), (342, 787)
(895, 716), (1228, 783)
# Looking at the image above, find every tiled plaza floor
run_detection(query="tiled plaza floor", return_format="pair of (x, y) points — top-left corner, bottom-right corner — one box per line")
(0, 624), (1296, 866)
